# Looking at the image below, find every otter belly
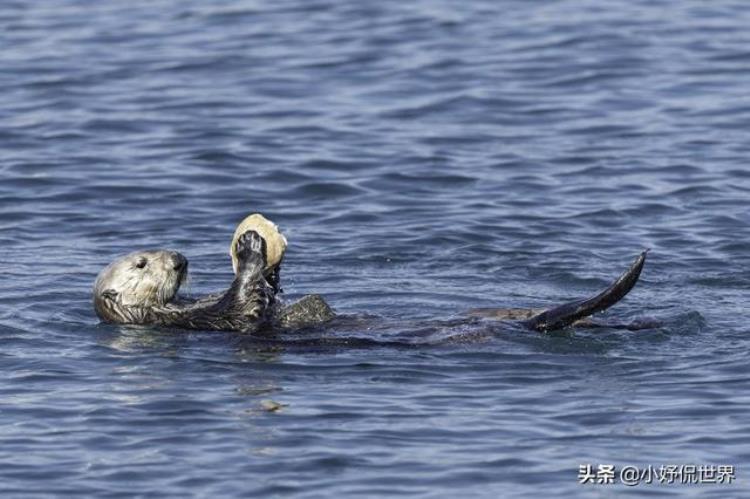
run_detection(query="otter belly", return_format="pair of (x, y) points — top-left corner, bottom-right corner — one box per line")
(277, 294), (335, 330)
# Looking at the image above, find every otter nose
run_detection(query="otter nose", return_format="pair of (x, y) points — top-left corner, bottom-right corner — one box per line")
(170, 252), (187, 271)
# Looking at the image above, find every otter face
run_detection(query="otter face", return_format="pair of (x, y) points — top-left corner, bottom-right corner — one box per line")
(93, 250), (188, 323)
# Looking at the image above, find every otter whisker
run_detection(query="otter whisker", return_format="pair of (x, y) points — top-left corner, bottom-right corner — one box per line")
(179, 270), (190, 289)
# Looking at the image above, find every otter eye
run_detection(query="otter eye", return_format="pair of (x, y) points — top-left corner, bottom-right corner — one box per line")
(135, 258), (147, 269)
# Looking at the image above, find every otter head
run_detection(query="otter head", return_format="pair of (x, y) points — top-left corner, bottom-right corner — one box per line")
(93, 250), (188, 323)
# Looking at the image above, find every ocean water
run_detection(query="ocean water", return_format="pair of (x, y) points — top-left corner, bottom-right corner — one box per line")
(1, 0), (749, 497)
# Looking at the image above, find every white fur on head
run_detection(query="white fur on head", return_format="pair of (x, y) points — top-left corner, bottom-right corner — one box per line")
(93, 250), (187, 322)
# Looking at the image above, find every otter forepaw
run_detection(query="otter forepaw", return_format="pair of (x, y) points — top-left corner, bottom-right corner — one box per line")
(236, 230), (267, 267)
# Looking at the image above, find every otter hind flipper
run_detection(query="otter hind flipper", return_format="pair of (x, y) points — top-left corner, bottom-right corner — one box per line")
(523, 250), (648, 333)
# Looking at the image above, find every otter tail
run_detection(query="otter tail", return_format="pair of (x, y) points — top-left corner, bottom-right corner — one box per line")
(523, 250), (648, 333)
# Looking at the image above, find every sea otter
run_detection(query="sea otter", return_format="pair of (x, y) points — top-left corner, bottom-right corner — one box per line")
(93, 230), (278, 332)
(93, 221), (649, 333)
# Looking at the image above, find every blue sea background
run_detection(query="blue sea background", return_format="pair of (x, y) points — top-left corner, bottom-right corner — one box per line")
(1, 0), (749, 497)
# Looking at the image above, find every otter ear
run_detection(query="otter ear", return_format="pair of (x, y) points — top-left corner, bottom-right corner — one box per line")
(101, 289), (118, 301)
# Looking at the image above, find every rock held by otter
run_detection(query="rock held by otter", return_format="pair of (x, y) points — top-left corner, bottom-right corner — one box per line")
(230, 213), (287, 275)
